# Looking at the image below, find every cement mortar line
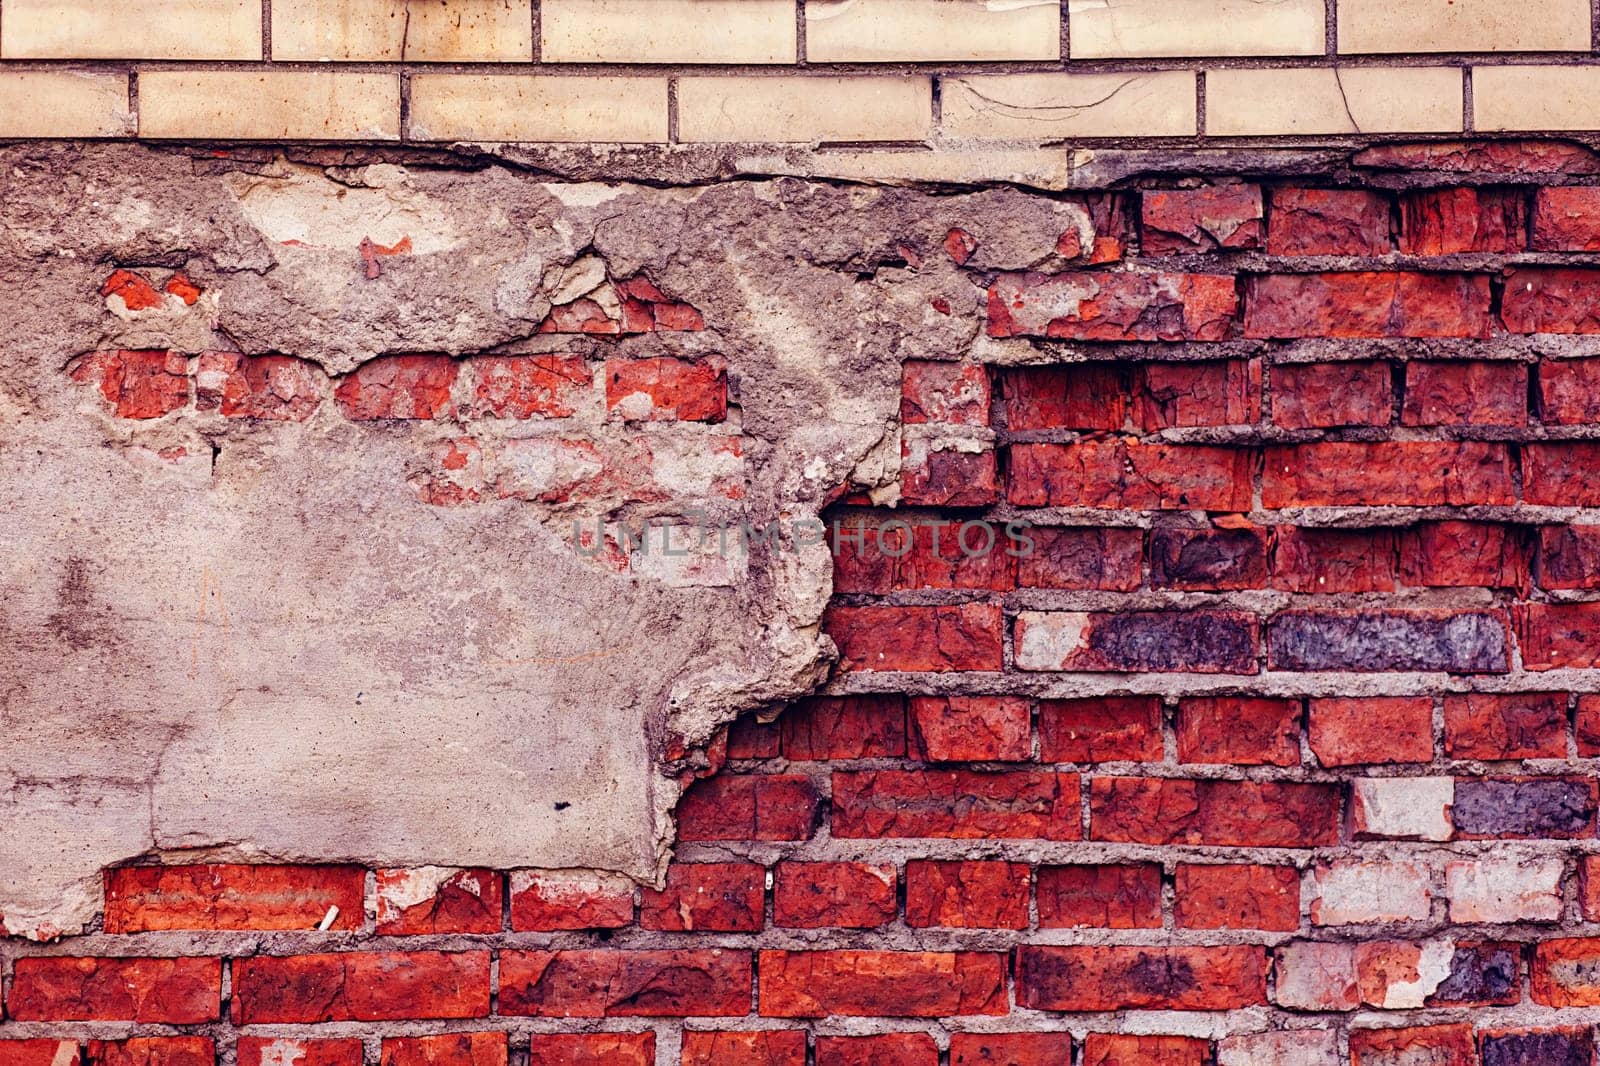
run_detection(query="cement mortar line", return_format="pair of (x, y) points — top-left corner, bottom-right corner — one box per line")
(822, 669), (1600, 698)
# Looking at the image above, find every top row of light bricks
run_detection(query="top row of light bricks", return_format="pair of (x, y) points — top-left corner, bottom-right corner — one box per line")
(4, 0), (1598, 64)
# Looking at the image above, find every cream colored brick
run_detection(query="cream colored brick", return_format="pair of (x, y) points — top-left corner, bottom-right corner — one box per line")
(0, 72), (131, 137)
(679, 76), (931, 143)
(1474, 65), (1600, 132)
(272, 0), (532, 61)
(541, 0), (796, 63)
(1339, 0), (1590, 53)
(1206, 67), (1462, 136)
(807, 0), (1060, 62)
(941, 72), (1197, 139)
(138, 71), (400, 141)
(410, 75), (667, 143)
(1070, 0), (1324, 58)
(2, 0), (259, 59)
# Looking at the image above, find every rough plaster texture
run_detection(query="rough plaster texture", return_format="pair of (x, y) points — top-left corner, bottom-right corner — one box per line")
(0, 143), (1091, 938)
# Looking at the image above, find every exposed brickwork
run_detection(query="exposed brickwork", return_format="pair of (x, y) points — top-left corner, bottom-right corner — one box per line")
(22, 167), (1600, 1066)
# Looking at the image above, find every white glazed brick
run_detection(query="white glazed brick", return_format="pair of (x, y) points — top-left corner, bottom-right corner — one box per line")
(1339, 0), (1591, 53)
(138, 71), (400, 141)
(807, 0), (1061, 62)
(541, 0), (797, 63)
(1474, 66), (1600, 132)
(2, 0), (260, 59)
(1206, 67), (1463, 136)
(678, 76), (932, 143)
(941, 72), (1198, 140)
(1070, 0), (1325, 58)
(409, 76), (668, 143)
(272, 0), (533, 62)
(0, 73), (132, 137)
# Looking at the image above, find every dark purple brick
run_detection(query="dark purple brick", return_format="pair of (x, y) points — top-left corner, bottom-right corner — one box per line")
(1453, 778), (1595, 839)
(1267, 610), (1510, 673)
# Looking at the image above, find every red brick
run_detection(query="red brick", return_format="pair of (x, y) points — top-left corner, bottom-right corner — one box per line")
(1036, 864), (1161, 929)
(907, 695), (1030, 761)
(675, 774), (818, 841)
(1015, 608), (1259, 674)
(1246, 271), (1490, 338)
(104, 864), (363, 933)
(1008, 441), (1253, 510)
(1402, 360), (1528, 426)
(1141, 184), (1263, 253)
(988, 271), (1237, 341)
(101, 268), (163, 310)
(333, 355), (457, 419)
(1267, 187), (1392, 255)
(540, 277), (702, 334)
(902, 361), (990, 425)
(1533, 938), (1600, 1006)
(1401, 521), (1532, 590)
(469, 355), (590, 418)
(194, 353), (323, 420)
(1091, 778), (1340, 846)
(499, 950), (750, 1017)
(1174, 864), (1300, 930)
(1579, 695), (1600, 756)
(86, 1042), (210, 1066)
(1538, 358), (1600, 424)
(1518, 603), (1600, 669)
(1581, 854), (1600, 918)
(237, 1040), (360, 1066)
(1271, 527), (1399, 594)
(1038, 696), (1163, 762)
(1017, 945), (1267, 1010)
(9, 957), (220, 1023)
(773, 862), (896, 929)
(757, 951), (1006, 1017)
(1137, 359), (1260, 428)
(1176, 696), (1299, 766)
(1309, 697), (1435, 766)
(1399, 187), (1527, 254)
(832, 769), (1080, 840)
(72, 349), (189, 419)
(949, 1033), (1074, 1066)
(0, 1044), (79, 1066)
(1014, 526), (1142, 590)
(639, 863), (764, 932)
(1444, 692), (1567, 760)
(825, 604), (1003, 672)
(831, 515), (1013, 593)
(680, 1032), (804, 1066)
(1525, 443), (1600, 505)
(1349, 1025), (1476, 1066)
(1000, 364), (1127, 430)
(376, 869), (501, 935)
(509, 870), (633, 931)
(605, 358), (726, 422)
(1533, 186), (1600, 250)
(230, 951), (490, 1023)
(1083, 1035), (1207, 1066)
(381, 1034), (505, 1066)
(161, 276), (201, 305)
(904, 860), (1029, 929)
(781, 695), (906, 759)
(1503, 268), (1600, 333)
(899, 442), (999, 506)
(1262, 442), (1514, 507)
(815, 1036), (935, 1066)
(1271, 360), (1393, 428)
(1149, 526), (1268, 590)
(527, 1034), (653, 1066)
(726, 716), (780, 758)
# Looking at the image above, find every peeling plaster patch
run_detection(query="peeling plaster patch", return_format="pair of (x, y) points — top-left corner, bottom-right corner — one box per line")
(228, 163), (464, 253)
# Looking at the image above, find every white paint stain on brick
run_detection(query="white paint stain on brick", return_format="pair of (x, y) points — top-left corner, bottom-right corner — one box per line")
(1352, 777), (1454, 841)
(1447, 854), (1565, 923)
(1311, 859), (1432, 925)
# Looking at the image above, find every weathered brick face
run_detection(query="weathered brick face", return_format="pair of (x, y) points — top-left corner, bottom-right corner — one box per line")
(19, 155), (1600, 1066)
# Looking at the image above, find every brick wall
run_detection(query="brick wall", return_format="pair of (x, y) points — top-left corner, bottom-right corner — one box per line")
(10, 145), (1600, 1062)
(12, 0), (1600, 142)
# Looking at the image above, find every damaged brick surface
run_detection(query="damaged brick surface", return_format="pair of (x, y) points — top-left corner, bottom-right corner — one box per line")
(10, 139), (1600, 1063)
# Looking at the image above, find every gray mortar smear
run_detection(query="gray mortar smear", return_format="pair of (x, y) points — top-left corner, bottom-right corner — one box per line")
(0, 142), (1098, 939)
